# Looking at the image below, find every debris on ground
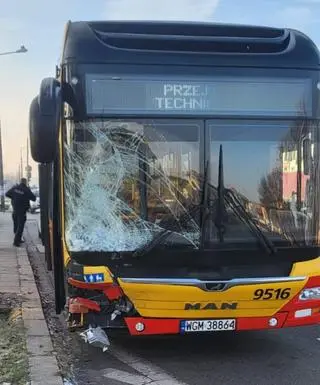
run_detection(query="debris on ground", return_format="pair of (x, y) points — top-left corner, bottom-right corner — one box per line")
(79, 326), (110, 352)
(24, 224), (93, 385)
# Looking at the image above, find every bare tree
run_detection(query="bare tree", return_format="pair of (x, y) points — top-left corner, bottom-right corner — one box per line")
(258, 167), (283, 208)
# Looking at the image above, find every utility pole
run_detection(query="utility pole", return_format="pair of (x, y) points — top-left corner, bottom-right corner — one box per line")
(0, 120), (4, 211)
(26, 137), (30, 184)
(20, 148), (23, 180)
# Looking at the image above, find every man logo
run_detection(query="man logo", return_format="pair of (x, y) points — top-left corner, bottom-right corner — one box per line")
(184, 302), (238, 310)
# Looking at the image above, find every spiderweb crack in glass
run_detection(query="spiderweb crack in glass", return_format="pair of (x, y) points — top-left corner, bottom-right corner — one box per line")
(64, 120), (200, 252)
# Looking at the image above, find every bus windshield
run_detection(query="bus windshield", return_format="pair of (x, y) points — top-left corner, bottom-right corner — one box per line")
(64, 119), (201, 251)
(207, 120), (318, 249)
(63, 118), (319, 253)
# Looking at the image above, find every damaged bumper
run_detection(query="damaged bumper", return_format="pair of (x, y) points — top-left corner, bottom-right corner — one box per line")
(65, 267), (320, 342)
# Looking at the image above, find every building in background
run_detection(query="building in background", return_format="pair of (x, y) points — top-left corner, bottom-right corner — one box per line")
(282, 147), (310, 203)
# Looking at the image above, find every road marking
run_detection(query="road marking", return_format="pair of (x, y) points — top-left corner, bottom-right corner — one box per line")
(107, 344), (189, 385)
(103, 368), (152, 384)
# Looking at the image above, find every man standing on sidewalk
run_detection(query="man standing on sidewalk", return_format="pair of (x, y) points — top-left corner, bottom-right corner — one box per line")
(5, 178), (36, 246)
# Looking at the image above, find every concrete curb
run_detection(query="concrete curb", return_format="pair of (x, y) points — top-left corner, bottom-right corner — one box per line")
(16, 247), (64, 385)
(35, 243), (45, 254)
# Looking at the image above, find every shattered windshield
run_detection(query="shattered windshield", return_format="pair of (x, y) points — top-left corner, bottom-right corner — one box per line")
(64, 120), (201, 251)
(63, 118), (319, 253)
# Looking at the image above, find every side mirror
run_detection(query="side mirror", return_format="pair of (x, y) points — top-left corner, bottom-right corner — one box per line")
(302, 137), (311, 176)
(29, 77), (61, 163)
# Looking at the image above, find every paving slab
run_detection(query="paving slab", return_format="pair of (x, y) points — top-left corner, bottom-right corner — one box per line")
(22, 297), (43, 308)
(0, 274), (20, 281)
(0, 284), (20, 293)
(20, 273), (36, 281)
(0, 213), (63, 385)
(19, 266), (34, 275)
(23, 307), (46, 320)
(24, 319), (51, 337)
(29, 356), (64, 385)
(27, 335), (54, 356)
(21, 281), (38, 293)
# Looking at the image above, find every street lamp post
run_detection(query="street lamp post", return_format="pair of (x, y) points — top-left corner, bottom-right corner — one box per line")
(20, 147), (23, 179)
(26, 137), (31, 184)
(0, 45), (28, 211)
(0, 45), (28, 56)
(19, 141), (31, 184)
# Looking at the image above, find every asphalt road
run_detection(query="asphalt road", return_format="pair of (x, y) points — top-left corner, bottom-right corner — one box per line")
(25, 215), (320, 385)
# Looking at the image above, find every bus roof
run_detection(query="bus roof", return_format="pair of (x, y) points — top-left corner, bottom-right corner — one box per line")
(61, 20), (320, 69)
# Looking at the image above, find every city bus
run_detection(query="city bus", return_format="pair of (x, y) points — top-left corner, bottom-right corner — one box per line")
(29, 20), (320, 340)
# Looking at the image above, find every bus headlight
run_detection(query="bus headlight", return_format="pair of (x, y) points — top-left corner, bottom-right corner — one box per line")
(299, 287), (320, 300)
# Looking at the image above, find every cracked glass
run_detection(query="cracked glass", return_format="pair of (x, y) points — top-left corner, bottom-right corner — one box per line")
(63, 119), (201, 252)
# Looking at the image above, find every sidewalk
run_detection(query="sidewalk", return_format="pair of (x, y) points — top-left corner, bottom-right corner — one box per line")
(0, 212), (63, 385)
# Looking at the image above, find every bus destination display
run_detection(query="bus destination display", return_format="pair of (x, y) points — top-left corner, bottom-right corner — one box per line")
(85, 75), (311, 117)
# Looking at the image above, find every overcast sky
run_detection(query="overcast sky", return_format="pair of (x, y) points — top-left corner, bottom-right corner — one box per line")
(1, 0), (320, 184)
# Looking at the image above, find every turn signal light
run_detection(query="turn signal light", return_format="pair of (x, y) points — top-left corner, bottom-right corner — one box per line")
(295, 309), (312, 318)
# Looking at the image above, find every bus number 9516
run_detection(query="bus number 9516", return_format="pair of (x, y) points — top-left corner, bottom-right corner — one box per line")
(253, 288), (291, 300)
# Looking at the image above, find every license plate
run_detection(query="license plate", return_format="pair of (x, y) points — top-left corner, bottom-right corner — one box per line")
(180, 319), (236, 333)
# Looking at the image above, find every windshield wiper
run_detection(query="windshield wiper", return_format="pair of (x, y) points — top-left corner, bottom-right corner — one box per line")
(134, 162), (211, 257)
(133, 229), (173, 257)
(214, 145), (227, 243)
(199, 160), (210, 249)
(223, 188), (277, 255)
(134, 144), (276, 257)
(212, 144), (276, 255)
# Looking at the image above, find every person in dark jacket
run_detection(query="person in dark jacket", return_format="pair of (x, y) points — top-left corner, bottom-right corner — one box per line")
(5, 178), (36, 246)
